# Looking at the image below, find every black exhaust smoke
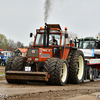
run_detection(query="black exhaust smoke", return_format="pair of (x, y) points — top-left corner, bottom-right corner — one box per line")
(44, 0), (52, 23)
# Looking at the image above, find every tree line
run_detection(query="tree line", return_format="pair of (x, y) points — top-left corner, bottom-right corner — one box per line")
(0, 32), (78, 51)
(0, 34), (31, 51)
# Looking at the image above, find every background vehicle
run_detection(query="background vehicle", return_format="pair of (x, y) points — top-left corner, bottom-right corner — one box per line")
(5, 23), (85, 85)
(0, 51), (13, 66)
(75, 37), (100, 81)
(14, 48), (27, 57)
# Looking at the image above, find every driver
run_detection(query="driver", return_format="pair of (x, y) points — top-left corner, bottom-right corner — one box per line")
(86, 43), (93, 49)
(50, 35), (58, 45)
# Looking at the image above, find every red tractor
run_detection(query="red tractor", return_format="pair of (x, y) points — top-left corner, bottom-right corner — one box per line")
(5, 23), (84, 85)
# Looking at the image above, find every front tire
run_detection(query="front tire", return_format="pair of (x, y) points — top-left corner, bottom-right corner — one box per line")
(5, 57), (15, 72)
(56, 59), (68, 85)
(11, 57), (27, 84)
(11, 56), (27, 71)
(43, 58), (68, 85)
(5, 57), (15, 83)
(6, 57), (27, 84)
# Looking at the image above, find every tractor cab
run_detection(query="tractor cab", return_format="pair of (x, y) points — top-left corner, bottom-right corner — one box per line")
(78, 37), (99, 49)
(28, 23), (73, 62)
(75, 37), (100, 58)
(35, 32), (61, 58)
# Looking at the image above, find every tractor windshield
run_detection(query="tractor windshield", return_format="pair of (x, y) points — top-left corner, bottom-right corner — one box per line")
(79, 40), (97, 49)
(35, 33), (60, 45)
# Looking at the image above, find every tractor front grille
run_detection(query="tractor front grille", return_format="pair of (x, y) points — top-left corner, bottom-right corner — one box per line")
(28, 49), (39, 57)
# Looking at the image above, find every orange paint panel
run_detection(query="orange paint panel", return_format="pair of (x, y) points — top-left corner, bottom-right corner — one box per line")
(70, 43), (74, 47)
(33, 33), (37, 46)
(63, 49), (69, 59)
(50, 28), (60, 30)
(39, 48), (53, 62)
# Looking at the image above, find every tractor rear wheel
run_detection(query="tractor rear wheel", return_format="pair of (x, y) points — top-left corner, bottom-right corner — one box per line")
(66, 50), (75, 83)
(69, 50), (84, 84)
(43, 58), (68, 85)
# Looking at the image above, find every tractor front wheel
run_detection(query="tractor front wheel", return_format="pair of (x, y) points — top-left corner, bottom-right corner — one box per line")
(6, 57), (27, 84)
(5, 57), (15, 83)
(43, 58), (68, 85)
(11, 57), (27, 84)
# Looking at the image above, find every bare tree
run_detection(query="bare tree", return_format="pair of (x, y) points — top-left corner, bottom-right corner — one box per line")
(29, 41), (33, 47)
(7, 39), (16, 51)
(68, 32), (78, 40)
(7, 39), (25, 51)
(16, 41), (24, 48)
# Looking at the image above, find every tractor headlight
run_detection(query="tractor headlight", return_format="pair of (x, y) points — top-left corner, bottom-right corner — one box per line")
(35, 58), (39, 61)
(28, 57), (32, 61)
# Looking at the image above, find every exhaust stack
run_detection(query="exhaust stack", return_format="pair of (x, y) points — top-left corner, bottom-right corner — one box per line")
(43, 23), (50, 48)
(43, 24), (47, 48)
(47, 27), (50, 48)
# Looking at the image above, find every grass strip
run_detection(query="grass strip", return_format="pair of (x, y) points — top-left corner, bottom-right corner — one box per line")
(0, 66), (5, 67)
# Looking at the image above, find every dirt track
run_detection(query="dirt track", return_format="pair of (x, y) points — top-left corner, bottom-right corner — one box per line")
(0, 67), (100, 100)
(0, 80), (100, 100)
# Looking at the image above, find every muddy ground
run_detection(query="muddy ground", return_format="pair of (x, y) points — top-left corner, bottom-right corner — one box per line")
(0, 67), (100, 100)
(0, 67), (5, 73)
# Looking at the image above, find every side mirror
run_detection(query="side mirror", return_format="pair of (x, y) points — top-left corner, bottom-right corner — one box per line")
(30, 33), (33, 37)
(65, 34), (68, 38)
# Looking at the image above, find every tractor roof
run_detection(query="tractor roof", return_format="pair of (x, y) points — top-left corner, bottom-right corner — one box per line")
(36, 24), (64, 33)
(78, 37), (99, 41)
(46, 24), (61, 30)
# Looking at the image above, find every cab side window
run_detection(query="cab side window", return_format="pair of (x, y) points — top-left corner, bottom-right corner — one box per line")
(66, 38), (69, 45)
(61, 35), (65, 46)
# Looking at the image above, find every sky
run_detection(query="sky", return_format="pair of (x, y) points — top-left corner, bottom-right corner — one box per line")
(0, 0), (100, 46)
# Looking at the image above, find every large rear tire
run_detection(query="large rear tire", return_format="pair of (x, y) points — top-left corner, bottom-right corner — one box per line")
(43, 58), (68, 85)
(69, 50), (84, 84)
(66, 50), (75, 83)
